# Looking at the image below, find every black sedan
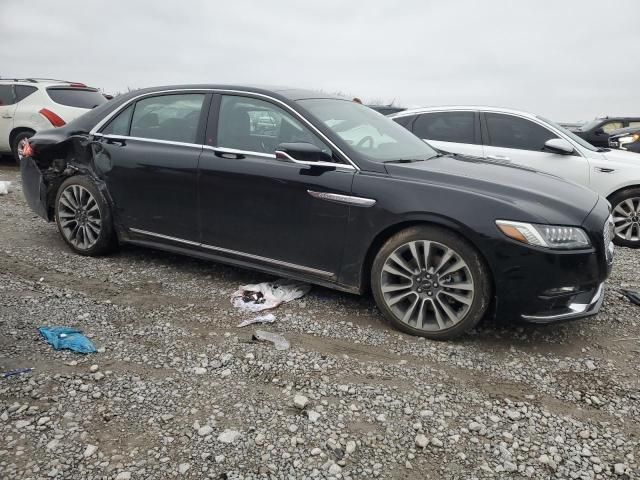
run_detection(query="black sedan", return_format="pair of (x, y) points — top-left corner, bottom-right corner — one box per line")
(20, 85), (614, 339)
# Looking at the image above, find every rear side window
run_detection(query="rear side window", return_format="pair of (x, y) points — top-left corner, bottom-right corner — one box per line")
(0, 85), (16, 106)
(130, 94), (205, 143)
(413, 112), (476, 144)
(393, 115), (416, 129)
(46, 88), (107, 109)
(15, 85), (38, 102)
(485, 113), (558, 151)
(101, 104), (134, 136)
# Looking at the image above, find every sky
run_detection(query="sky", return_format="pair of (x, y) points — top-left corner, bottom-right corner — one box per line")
(1, 0), (638, 122)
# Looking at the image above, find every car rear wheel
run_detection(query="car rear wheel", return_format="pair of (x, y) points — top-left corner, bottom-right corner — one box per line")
(55, 176), (117, 256)
(610, 187), (640, 248)
(371, 226), (491, 340)
(12, 131), (34, 164)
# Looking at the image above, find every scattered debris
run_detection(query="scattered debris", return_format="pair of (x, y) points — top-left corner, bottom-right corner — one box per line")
(252, 330), (290, 350)
(0, 181), (10, 195)
(293, 394), (309, 409)
(620, 289), (640, 306)
(2, 368), (33, 378)
(38, 326), (97, 354)
(231, 279), (310, 312)
(237, 313), (276, 328)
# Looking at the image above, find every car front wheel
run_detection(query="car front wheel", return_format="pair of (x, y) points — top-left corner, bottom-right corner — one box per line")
(371, 226), (491, 340)
(12, 131), (34, 164)
(55, 176), (117, 256)
(610, 188), (640, 248)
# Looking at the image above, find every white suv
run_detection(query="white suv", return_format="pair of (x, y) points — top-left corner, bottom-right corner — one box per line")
(0, 78), (107, 162)
(390, 106), (640, 248)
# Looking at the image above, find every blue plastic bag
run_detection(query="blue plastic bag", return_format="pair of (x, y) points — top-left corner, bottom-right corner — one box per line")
(38, 327), (97, 354)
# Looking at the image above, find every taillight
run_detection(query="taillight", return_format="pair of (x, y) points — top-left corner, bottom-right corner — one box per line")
(39, 108), (66, 127)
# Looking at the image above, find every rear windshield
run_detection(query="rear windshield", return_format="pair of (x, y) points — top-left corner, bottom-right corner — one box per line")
(46, 88), (107, 109)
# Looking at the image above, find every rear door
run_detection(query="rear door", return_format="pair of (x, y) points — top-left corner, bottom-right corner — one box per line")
(411, 111), (483, 157)
(481, 112), (590, 185)
(197, 93), (354, 276)
(0, 84), (17, 151)
(94, 92), (210, 241)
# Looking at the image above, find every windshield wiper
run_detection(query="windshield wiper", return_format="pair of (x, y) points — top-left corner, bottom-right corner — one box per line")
(384, 158), (424, 164)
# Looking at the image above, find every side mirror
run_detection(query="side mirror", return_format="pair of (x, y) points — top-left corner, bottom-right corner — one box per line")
(544, 138), (575, 155)
(275, 142), (333, 164)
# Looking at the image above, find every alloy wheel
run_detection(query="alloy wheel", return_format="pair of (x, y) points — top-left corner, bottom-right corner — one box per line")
(58, 185), (102, 250)
(612, 197), (640, 242)
(380, 240), (474, 332)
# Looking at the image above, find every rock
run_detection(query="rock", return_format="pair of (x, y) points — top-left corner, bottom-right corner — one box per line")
(115, 473), (131, 480)
(539, 454), (550, 464)
(469, 421), (483, 431)
(328, 463), (342, 475)
(614, 463), (627, 475)
(193, 367), (207, 375)
(15, 420), (30, 429)
(198, 425), (213, 436)
(83, 444), (98, 458)
(376, 413), (386, 422)
(585, 360), (597, 371)
(310, 447), (322, 456)
(215, 455), (225, 463)
(178, 463), (191, 474)
(345, 440), (356, 454)
(415, 434), (429, 448)
(504, 461), (517, 472)
(255, 433), (265, 445)
(307, 410), (321, 422)
(431, 437), (443, 447)
(218, 429), (241, 443)
(293, 395), (309, 409)
(89, 364), (99, 372)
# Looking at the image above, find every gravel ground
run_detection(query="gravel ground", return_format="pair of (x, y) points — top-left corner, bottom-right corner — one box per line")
(0, 162), (638, 480)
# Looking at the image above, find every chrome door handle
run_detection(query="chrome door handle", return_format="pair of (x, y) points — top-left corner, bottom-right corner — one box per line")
(595, 167), (615, 173)
(1, 115), (12, 119)
(486, 154), (510, 161)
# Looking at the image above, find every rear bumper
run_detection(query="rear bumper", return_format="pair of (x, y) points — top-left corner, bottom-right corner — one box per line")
(521, 283), (604, 324)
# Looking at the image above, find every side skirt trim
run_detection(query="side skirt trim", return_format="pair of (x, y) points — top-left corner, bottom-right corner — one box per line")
(129, 227), (335, 278)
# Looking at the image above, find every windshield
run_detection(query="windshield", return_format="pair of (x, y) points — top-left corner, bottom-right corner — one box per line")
(537, 116), (599, 152)
(298, 99), (438, 162)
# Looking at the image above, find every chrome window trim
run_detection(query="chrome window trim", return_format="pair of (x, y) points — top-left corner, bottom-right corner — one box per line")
(274, 150), (356, 171)
(129, 228), (335, 278)
(203, 145), (275, 159)
(89, 87), (360, 171)
(307, 190), (376, 207)
(95, 133), (204, 150)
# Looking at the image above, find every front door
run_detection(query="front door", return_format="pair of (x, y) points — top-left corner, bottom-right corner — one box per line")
(93, 92), (209, 241)
(198, 94), (354, 276)
(481, 112), (590, 186)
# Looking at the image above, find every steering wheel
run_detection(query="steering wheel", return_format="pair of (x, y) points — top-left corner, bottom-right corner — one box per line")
(357, 136), (374, 149)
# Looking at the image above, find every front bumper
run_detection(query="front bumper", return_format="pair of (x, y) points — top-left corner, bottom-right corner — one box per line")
(521, 283), (604, 324)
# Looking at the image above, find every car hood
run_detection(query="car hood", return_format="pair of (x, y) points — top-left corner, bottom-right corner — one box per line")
(385, 154), (600, 225)
(601, 148), (640, 164)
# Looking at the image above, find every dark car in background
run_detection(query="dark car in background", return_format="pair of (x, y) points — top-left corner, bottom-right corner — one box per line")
(367, 105), (406, 116)
(571, 116), (640, 148)
(609, 126), (640, 153)
(20, 85), (613, 340)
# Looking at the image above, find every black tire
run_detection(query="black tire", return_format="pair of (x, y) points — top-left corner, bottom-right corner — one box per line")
(371, 225), (491, 340)
(54, 175), (117, 256)
(609, 187), (640, 248)
(11, 130), (34, 164)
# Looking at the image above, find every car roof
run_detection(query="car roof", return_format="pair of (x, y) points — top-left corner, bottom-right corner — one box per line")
(0, 78), (98, 88)
(389, 105), (540, 119)
(114, 84), (345, 102)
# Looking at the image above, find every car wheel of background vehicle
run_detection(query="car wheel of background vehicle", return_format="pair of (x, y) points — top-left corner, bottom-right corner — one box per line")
(371, 225), (491, 340)
(55, 176), (117, 256)
(609, 187), (640, 248)
(11, 131), (34, 164)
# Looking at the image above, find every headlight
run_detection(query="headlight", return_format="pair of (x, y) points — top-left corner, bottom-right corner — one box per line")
(496, 220), (591, 249)
(618, 134), (639, 145)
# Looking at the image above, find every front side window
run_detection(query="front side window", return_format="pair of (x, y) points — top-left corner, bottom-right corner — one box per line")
(485, 113), (558, 151)
(601, 121), (623, 133)
(129, 94), (205, 143)
(217, 95), (330, 156)
(413, 111), (476, 144)
(299, 99), (438, 163)
(0, 85), (16, 106)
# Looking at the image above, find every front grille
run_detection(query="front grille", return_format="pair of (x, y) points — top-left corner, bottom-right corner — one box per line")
(604, 215), (615, 264)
